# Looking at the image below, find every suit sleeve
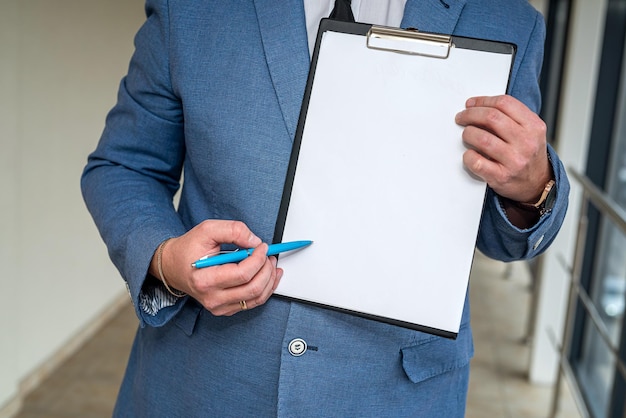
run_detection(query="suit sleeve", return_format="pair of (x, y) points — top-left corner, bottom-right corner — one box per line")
(81, 0), (188, 327)
(476, 9), (570, 261)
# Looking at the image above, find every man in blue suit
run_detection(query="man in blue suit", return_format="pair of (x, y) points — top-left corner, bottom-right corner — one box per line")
(82, 1), (569, 416)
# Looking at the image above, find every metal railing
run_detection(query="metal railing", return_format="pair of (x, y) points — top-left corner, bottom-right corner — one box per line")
(550, 169), (626, 418)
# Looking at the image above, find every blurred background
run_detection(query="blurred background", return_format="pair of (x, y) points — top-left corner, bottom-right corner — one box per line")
(1, 0), (625, 417)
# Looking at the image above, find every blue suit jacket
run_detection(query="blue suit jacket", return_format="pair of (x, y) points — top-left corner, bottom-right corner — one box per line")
(81, 1), (569, 416)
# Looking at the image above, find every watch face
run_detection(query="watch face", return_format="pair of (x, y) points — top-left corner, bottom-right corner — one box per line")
(541, 183), (557, 215)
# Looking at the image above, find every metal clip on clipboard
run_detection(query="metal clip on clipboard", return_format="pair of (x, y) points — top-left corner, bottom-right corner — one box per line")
(366, 26), (453, 59)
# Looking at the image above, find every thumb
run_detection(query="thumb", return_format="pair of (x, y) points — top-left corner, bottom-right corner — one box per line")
(196, 220), (262, 249)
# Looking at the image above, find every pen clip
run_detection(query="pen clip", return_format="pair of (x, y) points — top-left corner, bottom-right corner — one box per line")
(196, 248), (240, 261)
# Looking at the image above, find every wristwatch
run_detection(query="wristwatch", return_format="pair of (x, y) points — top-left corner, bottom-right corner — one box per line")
(513, 179), (556, 216)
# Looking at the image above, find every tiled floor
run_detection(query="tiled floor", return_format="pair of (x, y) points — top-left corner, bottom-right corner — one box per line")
(13, 252), (580, 417)
(466, 253), (580, 418)
(12, 301), (137, 418)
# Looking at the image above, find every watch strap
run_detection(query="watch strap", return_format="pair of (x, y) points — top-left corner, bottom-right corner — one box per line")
(508, 179), (556, 215)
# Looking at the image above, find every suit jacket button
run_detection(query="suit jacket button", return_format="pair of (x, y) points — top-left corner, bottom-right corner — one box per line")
(533, 234), (545, 250)
(288, 338), (307, 356)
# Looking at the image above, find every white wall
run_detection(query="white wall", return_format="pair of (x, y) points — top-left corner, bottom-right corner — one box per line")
(529, 0), (607, 384)
(0, 1), (21, 410)
(0, 0), (145, 411)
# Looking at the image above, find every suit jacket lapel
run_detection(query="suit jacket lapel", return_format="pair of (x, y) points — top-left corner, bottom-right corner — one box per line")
(253, 0), (310, 141)
(401, 0), (468, 34)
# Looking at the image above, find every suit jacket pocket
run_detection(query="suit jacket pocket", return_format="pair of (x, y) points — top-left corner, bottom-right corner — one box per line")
(400, 326), (473, 384)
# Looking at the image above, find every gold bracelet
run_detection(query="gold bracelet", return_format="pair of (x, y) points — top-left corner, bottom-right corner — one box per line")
(156, 238), (186, 298)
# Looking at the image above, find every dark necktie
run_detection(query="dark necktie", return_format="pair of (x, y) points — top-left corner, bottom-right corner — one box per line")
(329, 0), (355, 22)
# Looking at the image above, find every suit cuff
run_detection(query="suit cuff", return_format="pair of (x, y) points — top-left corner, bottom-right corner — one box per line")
(477, 144), (569, 261)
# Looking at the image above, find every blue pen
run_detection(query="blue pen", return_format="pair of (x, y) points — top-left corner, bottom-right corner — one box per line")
(191, 240), (313, 269)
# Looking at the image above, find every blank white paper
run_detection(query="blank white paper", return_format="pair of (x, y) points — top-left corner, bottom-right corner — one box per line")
(276, 29), (513, 336)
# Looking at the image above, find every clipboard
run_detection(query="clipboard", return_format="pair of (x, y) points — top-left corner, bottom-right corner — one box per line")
(273, 19), (516, 339)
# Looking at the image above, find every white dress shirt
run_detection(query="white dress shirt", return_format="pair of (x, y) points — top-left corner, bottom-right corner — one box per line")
(303, 0), (407, 54)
